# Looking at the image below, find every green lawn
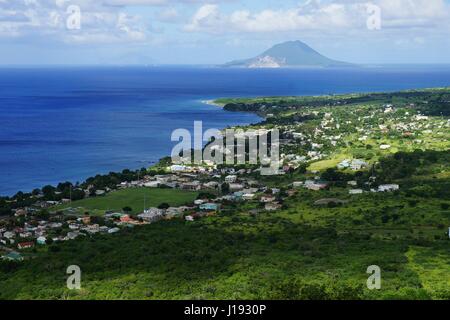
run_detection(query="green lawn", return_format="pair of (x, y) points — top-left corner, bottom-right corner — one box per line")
(55, 188), (199, 215)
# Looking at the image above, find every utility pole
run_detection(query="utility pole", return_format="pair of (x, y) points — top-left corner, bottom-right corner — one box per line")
(144, 194), (146, 213)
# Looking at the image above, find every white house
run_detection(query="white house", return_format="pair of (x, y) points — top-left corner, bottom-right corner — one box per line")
(349, 189), (364, 195)
(242, 193), (256, 201)
(3, 231), (15, 239)
(170, 165), (188, 172)
(260, 196), (276, 203)
(229, 183), (244, 192)
(292, 181), (304, 188)
(350, 159), (368, 171)
(144, 181), (159, 188)
(37, 236), (47, 245)
(138, 208), (165, 223)
(108, 227), (120, 234)
(378, 184), (400, 192)
(225, 175), (237, 183)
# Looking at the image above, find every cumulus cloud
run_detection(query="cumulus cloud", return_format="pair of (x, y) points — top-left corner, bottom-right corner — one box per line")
(0, 0), (150, 42)
(184, 0), (450, 34)
(1, 0), (449, 46)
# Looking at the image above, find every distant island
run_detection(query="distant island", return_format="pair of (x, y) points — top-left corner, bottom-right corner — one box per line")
(223, 40), (353, 68)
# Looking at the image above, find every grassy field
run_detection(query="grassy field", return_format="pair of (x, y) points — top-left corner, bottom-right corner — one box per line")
(55, 188), (199, 215)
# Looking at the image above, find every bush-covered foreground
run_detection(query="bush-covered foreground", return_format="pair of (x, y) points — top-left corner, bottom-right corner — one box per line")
(1, 187), (448, 300)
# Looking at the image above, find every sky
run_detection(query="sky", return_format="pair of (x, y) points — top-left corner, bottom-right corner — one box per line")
(0, 0), (449, 65)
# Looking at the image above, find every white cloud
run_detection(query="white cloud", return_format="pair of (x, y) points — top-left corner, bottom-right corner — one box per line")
(184, 0), (450, 34)
(0, 0), (151, 43)
(157, 7), (181, 23)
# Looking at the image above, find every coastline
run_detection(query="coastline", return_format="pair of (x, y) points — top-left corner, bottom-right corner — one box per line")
(201, 99), (225, 108)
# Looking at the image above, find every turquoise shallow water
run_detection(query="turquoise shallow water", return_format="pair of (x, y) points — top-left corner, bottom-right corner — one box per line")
(1, 65), (449, 195)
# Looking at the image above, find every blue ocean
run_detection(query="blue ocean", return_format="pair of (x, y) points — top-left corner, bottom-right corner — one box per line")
(1, 65), (450, 196)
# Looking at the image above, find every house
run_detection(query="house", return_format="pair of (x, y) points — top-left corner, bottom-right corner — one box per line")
(304, 180), (328, 191)
(337, 159), (351, 169)
(292, 181), (304, 188)
(170, 165), (188, 172)
(95, 190), (106, 196)
(350, 159), (368, 171)
(221, 193), (242, 202)
(66, 232), (80, 240)
(84, 224), (100, 234)
(37, 236), (47, 245)
(166, 207), (184, 218)
(14, 209), (28, 217)
(260, 196), (276, 203)
(99, 226), (109, 233)
(225, 175), (237, 183)
(81, 216), (91, 225)
(229, 183), (244, 192)
(243, 188), (259, 194)
(347, 181), (358, 186)
(19, 231), (32, 238)
(108, 227), (120, 234)
(181, 182), (201, 191)
(2, 252), (23, 262)
(17, 241), (34, 250)
(203, 181), (219, 189)
(144, 181), (160, 188)
(265, 203), (282, 211)
(378, 184), (400, 192)
(379, 144), (391, 150)
(199, 203), (220, 212)
(349, 189), (364, 195)
(185, 215), (195, 222)
(242, 193), (256, 201)
(138, 209), (165, 223)
(68, 223), (79, 230)
(120, 215), (133, 223)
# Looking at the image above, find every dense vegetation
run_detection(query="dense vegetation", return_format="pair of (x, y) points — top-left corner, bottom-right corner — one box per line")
(1, 177), (448, 299)
(219, 87), (450, 116)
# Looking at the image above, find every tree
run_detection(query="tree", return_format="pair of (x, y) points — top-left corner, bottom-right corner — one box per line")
(221, 183), (230, 195)
(123, 206), (133, 214)
(158, 203), (170, 210)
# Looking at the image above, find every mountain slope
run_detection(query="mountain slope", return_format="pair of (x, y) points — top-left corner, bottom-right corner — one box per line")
(224, 40), (351, 68)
